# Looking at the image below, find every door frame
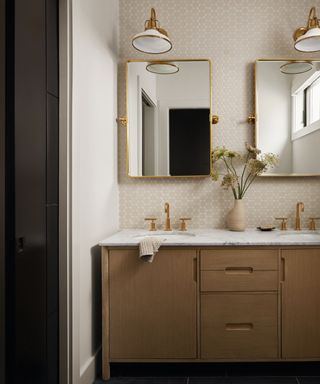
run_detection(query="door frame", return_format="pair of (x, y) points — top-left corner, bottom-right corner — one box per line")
(0, 1), (74, 382)
(0, 0), (5, 381)
(59, 0), (74, 383)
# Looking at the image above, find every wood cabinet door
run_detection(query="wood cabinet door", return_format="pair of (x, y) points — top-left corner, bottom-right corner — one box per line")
(282, 249), (320, 358)
(108, 249), (197, 359)
(201, 293), (278, 359)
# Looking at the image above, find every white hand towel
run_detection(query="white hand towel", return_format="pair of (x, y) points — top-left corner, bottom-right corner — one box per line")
(139, 237), (163, 263)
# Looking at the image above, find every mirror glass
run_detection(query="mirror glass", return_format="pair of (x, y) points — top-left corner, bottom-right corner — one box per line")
(256, 60), (320, 176)
(127, 60), (212, 177)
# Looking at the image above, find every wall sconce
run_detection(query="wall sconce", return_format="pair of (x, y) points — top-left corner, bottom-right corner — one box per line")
(132, 8), (172, 54)
(146, 62), (179, 74)
(294, 7), (320, 52)
(280, 61), (313, 74)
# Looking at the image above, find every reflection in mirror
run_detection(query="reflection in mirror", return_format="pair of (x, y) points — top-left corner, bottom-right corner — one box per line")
(127, 60), (211, 177)
(256, 60), (320, 176)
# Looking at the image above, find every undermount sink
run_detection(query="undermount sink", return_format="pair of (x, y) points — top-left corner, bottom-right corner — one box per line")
(277, 231), (320, 241)
(133, 230), (196, 238)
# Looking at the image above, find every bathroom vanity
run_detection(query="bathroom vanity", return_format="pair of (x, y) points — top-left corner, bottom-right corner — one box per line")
(100, 229), (320, 380)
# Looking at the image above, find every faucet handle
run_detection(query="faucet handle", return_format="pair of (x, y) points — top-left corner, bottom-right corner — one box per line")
(275, 217), (288, 231)
(179, 217), (191, 231)
(145, 217), (157, 231)
(309, 217), (320, 231)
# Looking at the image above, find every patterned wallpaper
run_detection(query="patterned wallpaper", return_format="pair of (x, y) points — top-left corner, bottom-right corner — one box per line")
(118, 0), (320, 230)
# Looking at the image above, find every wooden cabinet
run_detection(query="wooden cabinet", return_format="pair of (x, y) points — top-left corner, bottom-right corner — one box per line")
(101, 245), (320, 380)
(106, 248), (197, 360)
(200, 249), (279, 359)
(281, 249), (320, 358)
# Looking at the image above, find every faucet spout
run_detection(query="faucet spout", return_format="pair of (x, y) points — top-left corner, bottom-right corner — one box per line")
(164, 202), (172, 231)
(295, 202), (305, 231)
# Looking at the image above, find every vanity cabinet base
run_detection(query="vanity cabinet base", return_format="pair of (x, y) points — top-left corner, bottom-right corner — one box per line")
(102, 246), (320, 380)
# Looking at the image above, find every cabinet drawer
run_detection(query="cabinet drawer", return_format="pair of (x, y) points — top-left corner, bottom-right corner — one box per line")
(201, 249), (278, 271)
(201, 270), (278, 292)
(201, 293), (278, 359)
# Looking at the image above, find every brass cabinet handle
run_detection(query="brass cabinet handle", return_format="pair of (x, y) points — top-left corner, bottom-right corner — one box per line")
(225, 267), (253, 274)
(225, 323), (253, 331)
(193, 257), (197, 282)
(281, 257), (286, 282)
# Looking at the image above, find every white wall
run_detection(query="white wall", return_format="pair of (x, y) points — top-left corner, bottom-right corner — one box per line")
(291, 66), (320, 174)
(156, 61), (210, 102)
(291, 63), (320, 94)
(72, 0), (119, 383)
(293, 130), (320, 174)
(256, 61), (293, 174)
(127, 62), (157, 176)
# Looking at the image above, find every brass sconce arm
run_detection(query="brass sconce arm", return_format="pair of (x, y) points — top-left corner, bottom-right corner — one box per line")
(293, 6), (320, 42)
(306, 7), (320, 29)
(144, 8), (160, 31)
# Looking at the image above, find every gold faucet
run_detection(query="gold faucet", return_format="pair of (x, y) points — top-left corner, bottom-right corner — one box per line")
(164, 202), (172, 231)
(295, 202), (305, 230)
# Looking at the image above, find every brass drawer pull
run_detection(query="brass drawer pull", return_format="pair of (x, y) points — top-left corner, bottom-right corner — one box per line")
(225, 323), (254, 331)
(225, 267), (253, 274)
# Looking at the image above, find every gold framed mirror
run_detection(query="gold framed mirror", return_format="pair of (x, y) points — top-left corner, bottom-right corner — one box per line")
(255, 59), (320, 177)
(125, 59), (213, 178)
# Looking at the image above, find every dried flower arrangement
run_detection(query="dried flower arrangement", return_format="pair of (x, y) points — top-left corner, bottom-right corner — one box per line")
(211, 143), (278, 200)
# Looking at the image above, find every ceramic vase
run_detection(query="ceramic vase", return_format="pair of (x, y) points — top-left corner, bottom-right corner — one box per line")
(226, 199), (246, 231)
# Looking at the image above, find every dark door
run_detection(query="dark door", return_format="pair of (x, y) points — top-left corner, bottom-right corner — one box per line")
(169, 108), (210, 176)
(0, 0), (6, 381)
(5, 0), (59, 382)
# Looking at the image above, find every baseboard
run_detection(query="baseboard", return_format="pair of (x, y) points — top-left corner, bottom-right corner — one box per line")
(80, 348), (102, 384)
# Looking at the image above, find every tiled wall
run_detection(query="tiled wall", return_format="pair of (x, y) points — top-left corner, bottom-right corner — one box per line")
(118, 0), (320, 229)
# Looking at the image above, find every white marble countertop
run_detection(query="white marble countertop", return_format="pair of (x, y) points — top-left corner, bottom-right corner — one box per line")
(99, 228), (320, 247)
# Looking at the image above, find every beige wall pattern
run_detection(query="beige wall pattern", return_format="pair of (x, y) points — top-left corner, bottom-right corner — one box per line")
(118, 0), (320, 230)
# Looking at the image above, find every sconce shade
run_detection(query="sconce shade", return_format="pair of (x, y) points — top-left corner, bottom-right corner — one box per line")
(294, 28), (320, 52)
(280, 61), (313, 74)
(146, 62), (179, 74)
(132, 29), (172, 54)
(132, 8), (172, 54)
(294, 7), (320, 52)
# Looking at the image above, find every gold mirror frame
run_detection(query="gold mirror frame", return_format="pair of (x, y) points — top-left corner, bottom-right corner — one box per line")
(254, 58), (320, 177)
(123, 58), (214, 179)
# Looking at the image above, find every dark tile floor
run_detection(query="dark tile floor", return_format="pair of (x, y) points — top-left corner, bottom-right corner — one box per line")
(95, 363), (320, 384)
(95, 377), (320, 383)
(298, 379), (320, 384)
